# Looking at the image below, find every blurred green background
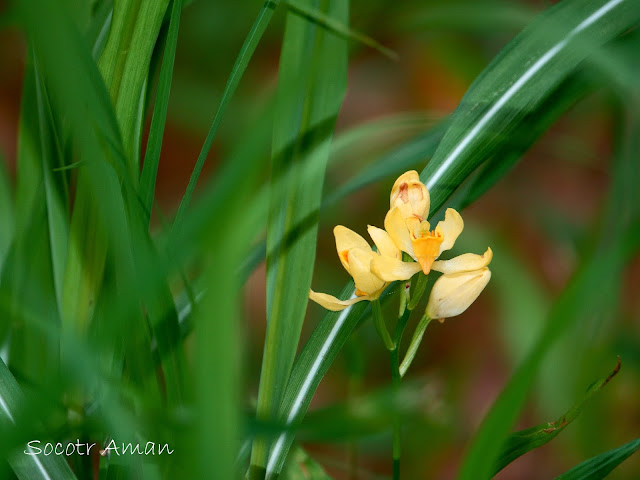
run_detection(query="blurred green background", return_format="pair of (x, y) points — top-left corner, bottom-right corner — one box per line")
(0, 0), (638, 478)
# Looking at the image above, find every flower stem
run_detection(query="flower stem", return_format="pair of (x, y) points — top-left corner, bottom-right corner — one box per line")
(390, 345), (401, 479)
(399, 315), (431, 378)
(372, 299), (395, 351)
(388, 304), (413, 479)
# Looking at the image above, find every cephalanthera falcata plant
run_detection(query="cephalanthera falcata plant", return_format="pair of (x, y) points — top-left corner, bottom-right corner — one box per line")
(309, 170), (492, 475)
(1, 0), (639, 480)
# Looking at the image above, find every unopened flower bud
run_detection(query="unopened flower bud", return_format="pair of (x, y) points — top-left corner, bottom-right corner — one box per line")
(390, 170), (430, 220)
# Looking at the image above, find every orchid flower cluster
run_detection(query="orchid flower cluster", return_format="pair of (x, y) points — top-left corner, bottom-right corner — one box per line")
(310, 170), (492, 322)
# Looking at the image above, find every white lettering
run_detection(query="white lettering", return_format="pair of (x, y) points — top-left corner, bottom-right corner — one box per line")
(24, 440), (41, 455)
(122, 443), (143, 455)
(158, 443), (174, 455)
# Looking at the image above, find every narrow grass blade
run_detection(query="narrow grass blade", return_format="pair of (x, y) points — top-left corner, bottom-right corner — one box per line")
(285, 0), (397, 60)
(0, 358), (77, 480)
(250, 1), (348, 477)
(140, 0), (182, 219)
(554, 438), (640, 480)
(493, 359), (621, 475)
(188, 174), (265, 480)
(85, 0), (113, 60)
(33, 59), (69, 315)
(171, 0), (280, 233)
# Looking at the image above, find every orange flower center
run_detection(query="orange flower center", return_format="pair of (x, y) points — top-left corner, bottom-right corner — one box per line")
(411, 225), (443, 274)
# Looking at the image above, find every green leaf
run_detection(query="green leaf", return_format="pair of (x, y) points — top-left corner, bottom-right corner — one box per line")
(554, 438), (640, 480)
(458, 65), (640, 480)
(265, 283), (367, 476)
(171, 0), (280, 233)
(420, 0), (640, 210)
(98, 0), (170, 171)
(250, 1), (349, 476)
(0, 357), (77, 480)
(164, 101), (274, 480)
(33, 59), (69, 317)
(139, 0), (182, 219)
(2, 54), (67, 383)
(284, 0), (397, 60)
(493, 359), (622, 475)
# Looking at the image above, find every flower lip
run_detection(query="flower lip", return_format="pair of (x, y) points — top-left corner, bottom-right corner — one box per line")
(412, 235), (444, 274)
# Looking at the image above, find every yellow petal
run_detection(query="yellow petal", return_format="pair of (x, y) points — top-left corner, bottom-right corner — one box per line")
(406, 215), (424, 235)
(309, 290), (370, 311)
(432, 247), (493, 275)
(425, 268), (491, 320)
(436, 208), (464, 255)
(367, 225), (399, 259)
(384, 207), (414, 258)
(334, 225), (371, 271)
(390, 170), (430, 219)
(347, 248), (386, 296)
(371, 255), (422, 282)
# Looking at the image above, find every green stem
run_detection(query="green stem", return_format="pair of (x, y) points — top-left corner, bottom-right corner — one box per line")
(399, 315), (431, 378)
(388, 302), (414, 479)
(390, 345), (401, 479)
(372, 299), (395, 351)
(399, 281), (409, 316)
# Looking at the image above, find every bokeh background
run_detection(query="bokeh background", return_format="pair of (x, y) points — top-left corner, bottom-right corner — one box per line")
(1, 0), (638, 478)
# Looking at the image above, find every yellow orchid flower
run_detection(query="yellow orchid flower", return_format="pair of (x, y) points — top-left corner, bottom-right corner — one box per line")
(425, 251), (492, 321)
(309, 225), (422, 311)
(384, 206), (464, 276)
(380, 170), (465, 275)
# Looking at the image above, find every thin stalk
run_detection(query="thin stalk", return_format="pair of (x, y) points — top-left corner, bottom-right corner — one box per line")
(388, 299), (413, 480)
(390, 345), (401, 480)
(398, 281), (409, 316)
(399, 315), (431, 377)
(372, 299), (394, 351)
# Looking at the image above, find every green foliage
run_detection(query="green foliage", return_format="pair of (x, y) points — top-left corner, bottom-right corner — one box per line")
(493, 359), (621, 475)
(555, 438), (640, 480)
(251, 1), (349, 475)
(1, 0), (639, 478)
